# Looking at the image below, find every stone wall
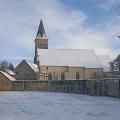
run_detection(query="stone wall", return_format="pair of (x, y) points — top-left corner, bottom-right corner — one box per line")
(41, 66), (103, 80)
(0, 78), (120, 98)
(96, 78), (120, 97)
(12, 80), (88, 93)
(0, 74), (12, 90)
(10, 79), (120, 98)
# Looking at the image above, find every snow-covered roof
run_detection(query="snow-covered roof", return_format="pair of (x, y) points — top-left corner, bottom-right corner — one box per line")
(0, 71), (16, 81)
(25, 60), (39, 73)
(97, 55), (112, 72)
(6, 69), (16, 76)
(37, 49), (102, 68)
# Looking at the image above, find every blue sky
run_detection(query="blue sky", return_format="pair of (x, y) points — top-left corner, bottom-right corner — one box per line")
(0, 0), (120, 66)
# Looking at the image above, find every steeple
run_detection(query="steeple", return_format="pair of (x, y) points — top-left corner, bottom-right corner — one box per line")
(34, 19), (48, 64)
(36, 19), (47, 38)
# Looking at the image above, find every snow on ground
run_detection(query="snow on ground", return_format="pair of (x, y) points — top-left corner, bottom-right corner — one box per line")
(0, 92), (119, 120)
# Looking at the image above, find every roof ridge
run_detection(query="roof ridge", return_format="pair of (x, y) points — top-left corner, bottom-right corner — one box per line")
(24, 59), (36, 64)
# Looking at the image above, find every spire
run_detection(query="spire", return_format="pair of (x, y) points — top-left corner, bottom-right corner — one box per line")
(36, 19), (47, 38)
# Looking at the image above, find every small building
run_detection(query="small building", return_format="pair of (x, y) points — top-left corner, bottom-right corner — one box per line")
(0, 71), (16, 90)
(14, 60), (39, 80)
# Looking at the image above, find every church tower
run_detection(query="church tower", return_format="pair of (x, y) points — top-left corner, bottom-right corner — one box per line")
(34, 20), (48, 64)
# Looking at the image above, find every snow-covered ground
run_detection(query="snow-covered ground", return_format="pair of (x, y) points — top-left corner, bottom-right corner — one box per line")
(0, 92), (119, 120)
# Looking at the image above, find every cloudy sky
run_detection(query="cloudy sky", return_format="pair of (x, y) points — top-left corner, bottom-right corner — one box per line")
(0, 0), (120, 66)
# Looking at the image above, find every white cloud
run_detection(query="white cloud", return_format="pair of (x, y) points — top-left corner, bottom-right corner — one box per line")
(60, 16), (120, 58)
(93, 0), (120, 10)
(0, 0), (120, 63)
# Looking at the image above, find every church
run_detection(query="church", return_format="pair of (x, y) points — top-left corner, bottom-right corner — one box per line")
(14, 20), (111, 80)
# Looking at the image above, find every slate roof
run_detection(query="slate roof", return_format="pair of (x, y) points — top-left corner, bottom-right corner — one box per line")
(36, 19), (47, 39)
(37, 49), (102, 68)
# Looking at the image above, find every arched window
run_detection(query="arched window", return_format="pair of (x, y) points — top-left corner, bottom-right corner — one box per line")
(61, 72), (65, 80)
(76, 72), (80, 80)
(48, 72), (52, 80)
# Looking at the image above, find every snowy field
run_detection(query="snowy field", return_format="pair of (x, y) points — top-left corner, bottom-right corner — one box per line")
(0, 92), (119, 120)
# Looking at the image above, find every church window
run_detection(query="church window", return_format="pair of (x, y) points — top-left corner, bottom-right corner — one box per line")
(48, 72), (52, 80)
(76, 72), (80, 80)
(61, 72), (65, 80)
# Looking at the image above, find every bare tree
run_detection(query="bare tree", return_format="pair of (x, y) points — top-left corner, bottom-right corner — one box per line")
(0, 60), (14, 71)
(0, 60), (9, 71)
(110, 54), (120, 74)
